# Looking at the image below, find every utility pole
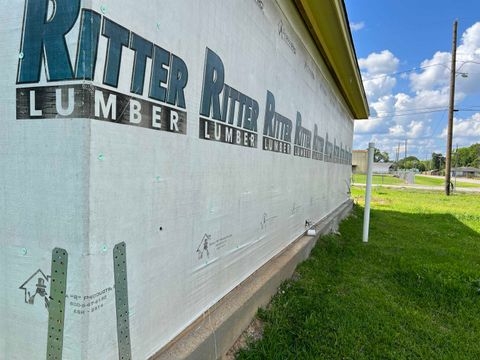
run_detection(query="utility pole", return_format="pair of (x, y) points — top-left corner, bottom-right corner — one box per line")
(445, 20), (458, 196)
(396, 143), (400, 163)
(404, 139), (407, 160)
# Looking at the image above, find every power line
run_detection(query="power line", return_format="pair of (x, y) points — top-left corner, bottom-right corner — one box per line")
(431, 110), (448, 135)
(371, 105), (449, 116)
(362, 59), (480, 82)
(366, 100), (480, 117)
(368, 109), (448, 120)
(455, 60), (480, 72)
(368, 107), (479, 120)
(362, 63), (448, 82)
(360, 109), (477, 139)
(459, 105), (480, 111)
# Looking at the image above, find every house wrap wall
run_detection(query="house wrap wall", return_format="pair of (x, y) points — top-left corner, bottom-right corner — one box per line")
(0, 0), (354, 358)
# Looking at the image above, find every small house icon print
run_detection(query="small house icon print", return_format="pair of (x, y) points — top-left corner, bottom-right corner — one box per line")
(19, 269), (51, 309)
(196, 234), (211, 259)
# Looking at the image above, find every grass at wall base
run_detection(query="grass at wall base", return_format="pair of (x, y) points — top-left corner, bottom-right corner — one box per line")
(236, 187), (480, 359)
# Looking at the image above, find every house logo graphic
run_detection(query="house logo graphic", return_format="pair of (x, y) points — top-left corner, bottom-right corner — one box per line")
(19, 269), (51, 309)
(196, 234), (211, 259)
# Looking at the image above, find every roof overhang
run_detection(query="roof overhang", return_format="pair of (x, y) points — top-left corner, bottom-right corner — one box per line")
(294, 0), (369, 119)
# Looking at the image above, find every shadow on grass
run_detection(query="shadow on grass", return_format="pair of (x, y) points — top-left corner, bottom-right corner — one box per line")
(236, 206), (480, 360)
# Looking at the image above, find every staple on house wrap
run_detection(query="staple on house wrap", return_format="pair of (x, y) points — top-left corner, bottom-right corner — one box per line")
(46, 248), (68, 360)
(114, 242), (132, 360)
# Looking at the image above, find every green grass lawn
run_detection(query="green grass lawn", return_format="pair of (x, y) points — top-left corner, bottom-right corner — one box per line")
(415, 175), (479, 188)
(352, 174), (406, 185)
(352, 174), (479, 188)
(236, 187), (480, 359)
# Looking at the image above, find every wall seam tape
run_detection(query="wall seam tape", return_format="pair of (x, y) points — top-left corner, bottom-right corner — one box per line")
(113, 242), (132, 360)
(46, 248), (68, 360)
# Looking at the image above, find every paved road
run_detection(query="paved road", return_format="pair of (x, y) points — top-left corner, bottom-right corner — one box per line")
(353, 183), (480, 193)
(418, 174), (480, 185)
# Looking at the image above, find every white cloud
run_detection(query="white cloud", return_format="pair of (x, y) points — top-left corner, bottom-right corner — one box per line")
(407, 120), (431, 138)
(454, 23), (480, 96)
(359, 50), (400, 75)
(368, 90), (450, 124)
(358, 51), (399, 107)
(389, 124), (405, 137)
(350, 21), (365, 32)
(355, 23), (480, 157)
(410, 22), (480, 97)
(391, 89), (456, 122)
(354, 117), (386, 134)
(459, 22), (480, 56)
(363, 76), (397, 100)
(441, 112), (480, 139)
(352, 134), (439, 160)
(409, 52), (450, 91)
(370, 94), (395, 117)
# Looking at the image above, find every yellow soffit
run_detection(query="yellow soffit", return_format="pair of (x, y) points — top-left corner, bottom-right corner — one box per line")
(294, 0), (369, 119)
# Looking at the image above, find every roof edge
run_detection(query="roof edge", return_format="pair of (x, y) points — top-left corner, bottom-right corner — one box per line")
(294, 0), (369, 119)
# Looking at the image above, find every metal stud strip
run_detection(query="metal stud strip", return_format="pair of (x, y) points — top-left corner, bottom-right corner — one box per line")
(46, 248), (68, 360)
(113, 242), (132, 360)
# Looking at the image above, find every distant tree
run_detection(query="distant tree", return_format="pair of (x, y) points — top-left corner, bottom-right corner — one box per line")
(455, 143), (480, 168)
(431, 153), (446, 170)
(416, 162), (426, 172)
(398, 156), (420, 169)
(374, 148), (390, 163)
(420, 160), (431, 171)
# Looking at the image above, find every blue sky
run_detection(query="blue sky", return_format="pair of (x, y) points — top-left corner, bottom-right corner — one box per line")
(345, 0), (480, 160)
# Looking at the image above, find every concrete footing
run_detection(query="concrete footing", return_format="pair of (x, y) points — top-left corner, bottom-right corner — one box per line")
(151, 200), (353, 360)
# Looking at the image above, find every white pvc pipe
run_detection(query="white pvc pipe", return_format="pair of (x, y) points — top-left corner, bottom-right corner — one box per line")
(363, 142), (375, 243)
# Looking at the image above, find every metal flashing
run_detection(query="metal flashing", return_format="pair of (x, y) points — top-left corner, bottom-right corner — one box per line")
(114, 242), (132, 360)
(46, 248), (68, 360)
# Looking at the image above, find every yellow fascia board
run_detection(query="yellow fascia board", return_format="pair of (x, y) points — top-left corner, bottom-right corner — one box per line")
(295, 0), (369, 119)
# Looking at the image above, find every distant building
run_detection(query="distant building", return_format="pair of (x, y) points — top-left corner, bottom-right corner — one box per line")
(352, 151), (394, 174)
(372, 162), (395, 174)
(451, 167), (480, 178)
(352, 150), (368, 173)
